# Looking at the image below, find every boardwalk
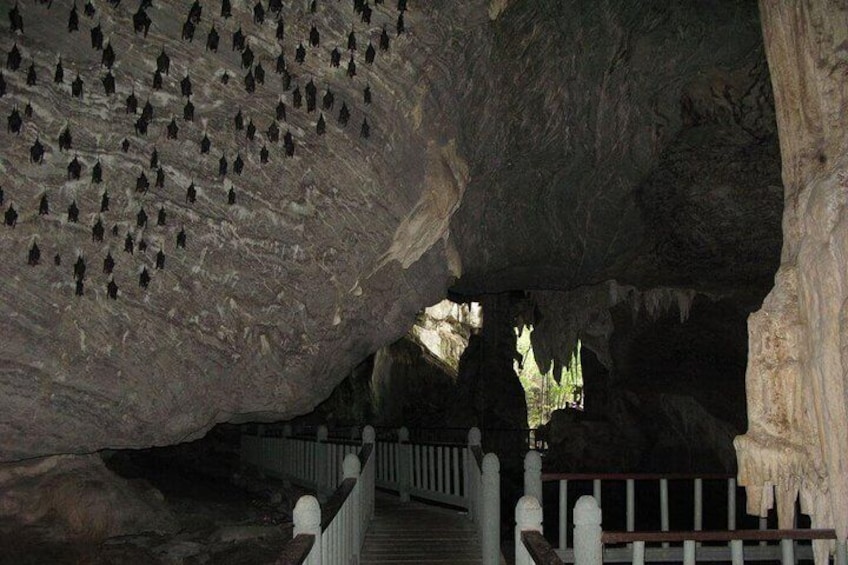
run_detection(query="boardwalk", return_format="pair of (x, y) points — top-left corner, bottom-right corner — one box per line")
(360, 492), (483, 564)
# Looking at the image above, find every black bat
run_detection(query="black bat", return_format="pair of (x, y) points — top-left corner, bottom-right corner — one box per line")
(103, 252), (115, 273)
(157, 206), (166, 225)
(186, 181), (196, 202)
(348, 31), (356, 51)
(281, 68), (291, 90)
(292, 85), (301, 108)
(182, 18), (195, 41)
(67, 200), (80, 222)
(380, 26), (389, 50)
(365, 42), (375, 64)
(136, 207), (147, 227)
(338, 102), (350, 126)
(269, 0), (281, 12)
(330, 47), (340, 67)
(121, 138), (130, 151)
(7, 107), (22, 134)
(232, 27), (245, 51)
(142, 99), (153, 121)
(200, 133), (210, 153)
(58, 126), (72, 150)
(397, 12), (404, 34)
(102, 42), (115, 67)
(206, 24), (219, 51)
(309, 25), (319, 47)
(9, 3), (23, 33)
(176, 227), (186, 248)
(92, 161), (102, 183)
(72, 74), (84, 97)
(254, 62), (265, 84)
(92, 217), (104, 241)
(152, 69), (162, 90)
(180, 74), (191, 96)
(360, 117), (370, 138)
(135, 116), (149, 135)
(276, 51), (286, 74)
(253, 1), (264, 24)
(150, 147), (159, 169)
(347, 55), (355, 77)
(91, 24), (104, 49)
(84, 1), (95, 17)
(363, 85), (371, 104)
(126, 89), (137, 113)
(218, 154), (227, 176)
(0, 71), (5, 96)
(7, 44), (22, 71)
(267, 121), (279, 142)
(284, 130), (294, 156)
(242, 44), (254, 68)
(397, 0), (406, 11)
(183, 99), (194, 121)
(54, 253), (61, 266)
(166, 118), (179, 139)
(68, 4), (79, 31)
(234, 109), (244, 130)
(75, 279), (84, 296)
(107, 278), (118, 299)
(139, 266), (150, 288)
(361, 3), (371, 23)
(233, 153), (244, 175)
(102, 70), (115, 95)
(246, 119), (255, 140)
(316, 113), (325, 135)
(295, 43), (305, 64)
(100, 190), (109, 211)
(276, 18), (284, 41)
(30, 137), (45, 162)
(23, 102), (31, 117)
(157, 48), (170, 74)
(73, 254), (86, 280)
(305, 79), (316, 112)
(4, 204), (17, 227)
(55, 58), (64, 83)
(136, 171), (149, 192)
(155, 249), (165, 269)
(188, 0), (202, 23)
(244, 68), (255, 92)
(28, 242), (40, 266)
(260, 144), (269, 163)
(220, 0), (231, 18)
(38, 193), (49, 215)
(323, 88), (334, 110)
(276, 99), (286, 121)
(26, 63), (36, 86)
(155, 166), (164, 188)
(132, 7), (150, 36)
(67, 156), (82, 180)
(227, 186), (235, 204)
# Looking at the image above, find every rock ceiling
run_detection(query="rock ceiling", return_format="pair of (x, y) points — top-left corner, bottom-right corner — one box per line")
(0, 0), (782, 461)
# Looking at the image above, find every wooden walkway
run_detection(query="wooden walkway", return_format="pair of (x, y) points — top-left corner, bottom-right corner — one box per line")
(359, 492), (483, 564)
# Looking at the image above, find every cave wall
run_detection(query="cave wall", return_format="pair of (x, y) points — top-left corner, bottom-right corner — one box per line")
(734, 0), (848, 542)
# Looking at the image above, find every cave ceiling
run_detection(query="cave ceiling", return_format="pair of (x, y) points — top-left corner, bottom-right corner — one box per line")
(0, 0), (782, 460)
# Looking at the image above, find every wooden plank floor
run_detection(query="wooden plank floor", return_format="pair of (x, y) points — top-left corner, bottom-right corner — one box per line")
(359, 492), (483, 564)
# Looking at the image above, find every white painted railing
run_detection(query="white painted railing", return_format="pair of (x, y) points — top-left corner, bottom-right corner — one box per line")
(243, 424), (500, 564)
(518, 451), (848, 565)
(263, 426), (376, 565)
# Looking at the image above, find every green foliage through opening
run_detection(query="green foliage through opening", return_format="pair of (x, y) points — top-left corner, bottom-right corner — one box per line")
(514, 325), (584, 428)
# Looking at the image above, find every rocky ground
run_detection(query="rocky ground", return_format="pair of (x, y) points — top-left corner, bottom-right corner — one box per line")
(0, 437), (302, 565)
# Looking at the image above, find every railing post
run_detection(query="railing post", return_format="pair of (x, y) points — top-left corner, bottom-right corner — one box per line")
(344, 453), (362, 563)
(515, 495), (543, 565)
(282, 424), (292, 487)
(482, 453), (501, 565)
(574, 495), (602, 565)
(256, 424), (266, 478)
(398, 426), (411, 503)
(524, 451), (543, 508)
(294, 495), (322, 565)
(317, 424), (329, 499)
(467, 427), (481, 516)
(362, 425), (376, 527)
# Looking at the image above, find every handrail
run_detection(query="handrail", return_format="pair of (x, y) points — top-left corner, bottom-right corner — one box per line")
(542, 472), (733, 481)
(319, 478), (357, 531)
(522, 530), (565, 565)
(277, 533), (315, 565)
(601, 528), (837, 544)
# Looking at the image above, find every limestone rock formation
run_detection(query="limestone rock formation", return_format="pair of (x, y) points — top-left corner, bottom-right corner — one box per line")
(734, 0), (848, 545)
